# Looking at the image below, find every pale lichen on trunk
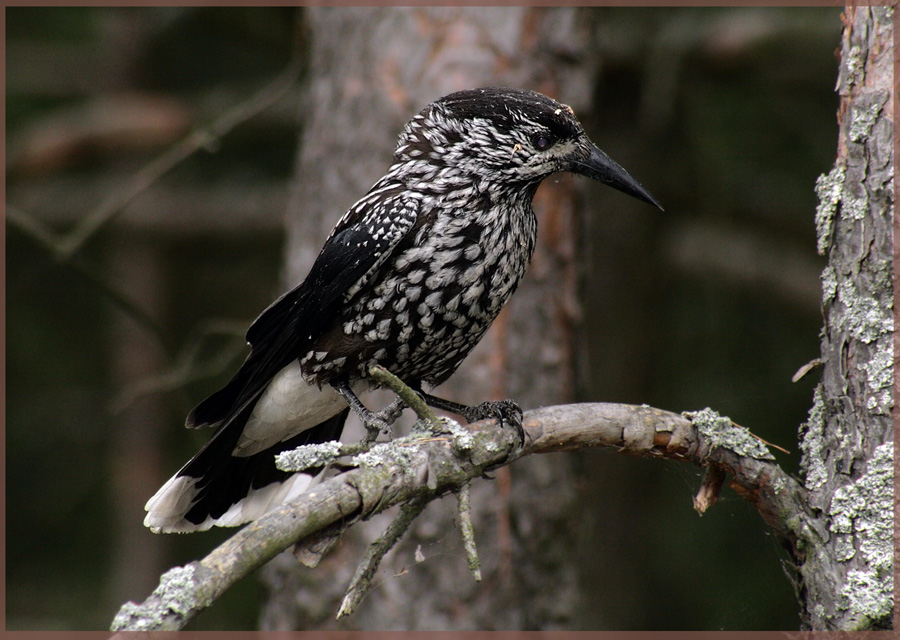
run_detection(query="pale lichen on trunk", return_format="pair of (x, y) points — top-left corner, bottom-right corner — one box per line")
(797, 5), (893, 631)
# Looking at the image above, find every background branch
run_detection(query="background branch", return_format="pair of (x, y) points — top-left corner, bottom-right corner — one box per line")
(6, 28), (304, 346)
(111, 401), (805, 631)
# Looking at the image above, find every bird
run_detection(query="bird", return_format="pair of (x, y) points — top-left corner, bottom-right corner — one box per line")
(144, 87), (662, 533)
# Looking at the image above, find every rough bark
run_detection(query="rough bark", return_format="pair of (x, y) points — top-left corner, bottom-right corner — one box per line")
(797, 5), (894, 631)
(265, 6), (596, 630)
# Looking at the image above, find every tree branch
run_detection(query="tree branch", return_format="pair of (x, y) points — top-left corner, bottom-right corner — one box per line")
(111, 401), (809, 631)
(336, 496), (429, 619)
(7, 21), (305, 346)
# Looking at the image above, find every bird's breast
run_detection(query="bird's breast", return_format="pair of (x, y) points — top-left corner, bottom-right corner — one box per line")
(303, 198), (538, 387)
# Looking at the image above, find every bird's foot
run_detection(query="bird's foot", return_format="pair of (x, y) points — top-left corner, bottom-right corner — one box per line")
(416, 391), (525, 445)
(462, 399), (525, 444)
(334, 380), (398, 442)
(359, 410), (392, 443)
(360, 398), (407, 442)
(374, 398), (407, 426)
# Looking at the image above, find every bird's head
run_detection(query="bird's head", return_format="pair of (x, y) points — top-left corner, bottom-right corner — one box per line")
(395, 87), (662, 210)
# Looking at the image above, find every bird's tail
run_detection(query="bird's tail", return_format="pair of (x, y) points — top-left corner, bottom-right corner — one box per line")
(144, 407), (349, 533)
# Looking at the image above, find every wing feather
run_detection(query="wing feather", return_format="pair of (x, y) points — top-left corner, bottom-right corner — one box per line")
(187, 194), (419, 430)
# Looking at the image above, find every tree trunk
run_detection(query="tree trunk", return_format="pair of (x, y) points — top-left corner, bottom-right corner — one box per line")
(261, 6), (596, 630)
(797, 5), (894, 631)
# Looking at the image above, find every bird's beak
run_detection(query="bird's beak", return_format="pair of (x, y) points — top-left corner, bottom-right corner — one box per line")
(572, 143), (663, 210)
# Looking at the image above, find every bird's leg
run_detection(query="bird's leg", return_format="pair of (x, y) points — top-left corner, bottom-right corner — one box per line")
(417, 391), (525, 443)
(333, 380), (392, 442)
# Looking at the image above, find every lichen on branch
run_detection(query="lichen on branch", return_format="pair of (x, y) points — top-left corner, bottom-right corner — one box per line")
(112, 400), (798, 631)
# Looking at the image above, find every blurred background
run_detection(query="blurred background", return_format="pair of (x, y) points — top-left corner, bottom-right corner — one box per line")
(7, 6), (840, 630)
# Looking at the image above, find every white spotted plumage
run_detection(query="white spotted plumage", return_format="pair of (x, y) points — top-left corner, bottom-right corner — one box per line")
(145, 87), (661, 533)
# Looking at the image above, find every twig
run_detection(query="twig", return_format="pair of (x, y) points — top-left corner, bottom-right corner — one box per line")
(9, 203), (172, 349)
(7, 24), (305, 344)
(369, 365), (441, 429)
(60, 47), (305, 261)
(6, 203), (59, 249)
(336, 497), (429, 619)
(275, 439), (373, 473)
(457, 482), (482, 581)
(693, 464), (727, 515)
(9, 54), (303, 261)
(109, 319), (248, 412)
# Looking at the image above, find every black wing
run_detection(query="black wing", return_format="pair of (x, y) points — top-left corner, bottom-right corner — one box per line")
(186, 192), (420, 429)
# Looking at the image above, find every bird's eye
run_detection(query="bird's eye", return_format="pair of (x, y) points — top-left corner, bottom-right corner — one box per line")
(531, 133), (555, 151)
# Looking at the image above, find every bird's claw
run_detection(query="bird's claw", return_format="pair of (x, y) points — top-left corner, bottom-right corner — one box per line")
(463, 399), (525, 444)
(361, 414), (393, 443)
(374, 398), (407, 425)
(363, 398), (408, 442)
